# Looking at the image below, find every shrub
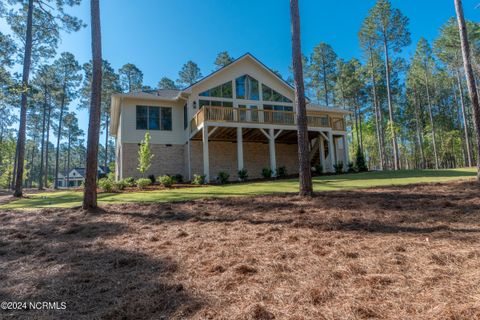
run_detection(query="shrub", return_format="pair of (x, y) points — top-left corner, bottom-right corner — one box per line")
(238, 168), (248, 181)
(277, 166), (287, 178)
(136, 178), (152, 190)
(173, 174), (183, 184)
(217, 171), (230, 184)
(334, 162), (344, 174)
(261, 168), (273, 179)
(347, 161), (355, 173)
(192, 174), (206, 185)
(158, 175), (174, 187)
(355, 146), (368, 172)
(148, 174), (156, 184)
(124, 177), (136, 187)
(98, 178), (114, 192)
(314, 164), (323, 175)
(114, 180), (127, 191)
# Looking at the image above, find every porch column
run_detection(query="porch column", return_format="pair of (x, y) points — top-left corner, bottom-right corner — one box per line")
(237, 127), (244, 174)
(202, 125), (210, 183)
(268, 128), (277, 176)
(327, 130), (335, 172)
(319, 135), (326, 173)
(343, 134), (349, 171)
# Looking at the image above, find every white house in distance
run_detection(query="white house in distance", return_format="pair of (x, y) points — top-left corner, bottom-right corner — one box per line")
(57, 166), (109, 188)
(110, 53), (350, 182)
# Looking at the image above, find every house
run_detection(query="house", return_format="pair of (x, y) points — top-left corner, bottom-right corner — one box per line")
(56, 166), (109, 188)
(110, 53), (350, 182)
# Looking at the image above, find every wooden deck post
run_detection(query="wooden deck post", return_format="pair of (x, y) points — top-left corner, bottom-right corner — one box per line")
(319, 135), (326, 173)
(237, 127), (244, 177)
(269, 128), (277, 176)
(343, 134), (349, 171)
(327, 130), (335, 172)
(202, 125), (210, 183)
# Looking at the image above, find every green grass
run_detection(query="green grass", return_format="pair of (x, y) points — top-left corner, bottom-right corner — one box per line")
(1, 168), (476, 210)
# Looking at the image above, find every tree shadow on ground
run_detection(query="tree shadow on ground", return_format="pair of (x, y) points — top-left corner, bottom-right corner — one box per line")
(0, 212), (203, 320)
(103, 181), (480, 241)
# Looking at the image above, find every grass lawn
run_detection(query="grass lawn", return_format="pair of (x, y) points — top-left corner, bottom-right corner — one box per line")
(1, 168), (476, 210)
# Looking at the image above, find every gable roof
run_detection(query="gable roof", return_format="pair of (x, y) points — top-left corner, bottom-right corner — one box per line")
(182, 53), (295, 93)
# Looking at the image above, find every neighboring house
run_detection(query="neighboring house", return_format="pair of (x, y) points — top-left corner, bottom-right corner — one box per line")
(111, 53), (351, 182)
(56, 166), (109, 188)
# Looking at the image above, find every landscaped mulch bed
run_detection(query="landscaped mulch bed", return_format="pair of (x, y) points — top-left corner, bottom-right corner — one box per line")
(1, 180), (480, 319)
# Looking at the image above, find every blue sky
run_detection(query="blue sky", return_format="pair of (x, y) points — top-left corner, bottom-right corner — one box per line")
(2, 0), (480, 140)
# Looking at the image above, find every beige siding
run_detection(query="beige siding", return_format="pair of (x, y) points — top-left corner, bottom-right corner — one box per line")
(120, 98), (186, 145)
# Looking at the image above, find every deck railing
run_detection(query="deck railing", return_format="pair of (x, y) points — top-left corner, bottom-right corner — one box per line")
(190, 106), (345, 132)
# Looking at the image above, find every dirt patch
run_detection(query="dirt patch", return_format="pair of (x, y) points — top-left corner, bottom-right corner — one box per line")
(1, 180), (480, 319)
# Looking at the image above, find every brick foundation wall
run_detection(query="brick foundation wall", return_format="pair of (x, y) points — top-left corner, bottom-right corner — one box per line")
(190, 140), (299, 181)
(122, 143), (186, 179)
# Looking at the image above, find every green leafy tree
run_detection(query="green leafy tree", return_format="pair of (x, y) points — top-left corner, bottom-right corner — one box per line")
(177, 60), (202, 88)
(214, 51), (234, 69)
(53, 52), (82, 189)
(4, 0), (83, 196)
(355, 146), (368, 172)
(119, 63), (143, 92)
(157, 77), (178, 90)
(137, 132), (154, 177)
(308, 42), (337, 105)
(361, 0), (411, 170)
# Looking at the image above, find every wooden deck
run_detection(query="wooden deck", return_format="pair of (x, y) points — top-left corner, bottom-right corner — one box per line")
(190, 106), (345, 132)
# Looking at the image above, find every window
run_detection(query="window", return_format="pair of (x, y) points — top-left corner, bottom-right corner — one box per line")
(199, 81), (233, 98)
(238, 104), (259, 122)
(262, 84), (292, 103)
(236, 75), (259, 100)
(199, 100), (233, 108)
(183, 104), (188, 129)
(136, 105), (172, 131)
(161, 107), (172, 131)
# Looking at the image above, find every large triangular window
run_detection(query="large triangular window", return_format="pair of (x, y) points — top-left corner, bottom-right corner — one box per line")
(262, 84), (292, 103)
(235, 75), (259, 100)
(199, 81), (233, 98)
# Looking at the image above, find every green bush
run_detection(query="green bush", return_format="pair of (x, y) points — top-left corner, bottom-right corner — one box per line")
(333, 162), (344, 174)
(136, 178), (152, 190)
(277, 166), (287, 178)
(355, 146), (368, 172)
(217, 171), (230, 184)
(148, 174), (156, 184)
(238, 168), (248, 181)
(124, 177), (136, 187)
(98, 178), (114, 192)
(261, 168), (273, 179)
(314, 164), (323, 175)
(173, 174), (183, 184)
(158, 175), (175, 187)
(347, 161), (355, 173)
(114, 180), (127, 191)
(192, 174), (206, 185)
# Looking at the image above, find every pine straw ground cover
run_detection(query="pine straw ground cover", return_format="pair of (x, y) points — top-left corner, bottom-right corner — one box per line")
(1, 180), (480, 320)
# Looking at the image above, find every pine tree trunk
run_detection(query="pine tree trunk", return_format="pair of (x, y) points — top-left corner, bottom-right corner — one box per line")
(456, 68), (473, 166)
(54, 85), (66, 189)
(83, 0), (103, 210)
(424, 66), (439, 169)
(382, 36), (400, 170)
(321, 55), (329, 106)
(290, 0), (313, 197)
(13, 0), (34, 197)
(66, 132), (71, 188)
(45, 102), (52, 188)
(413, 90), (426, 169)
(455, 0), (480, 180)
(368, 47), (385, 170)
(38, 90), (48, 189)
